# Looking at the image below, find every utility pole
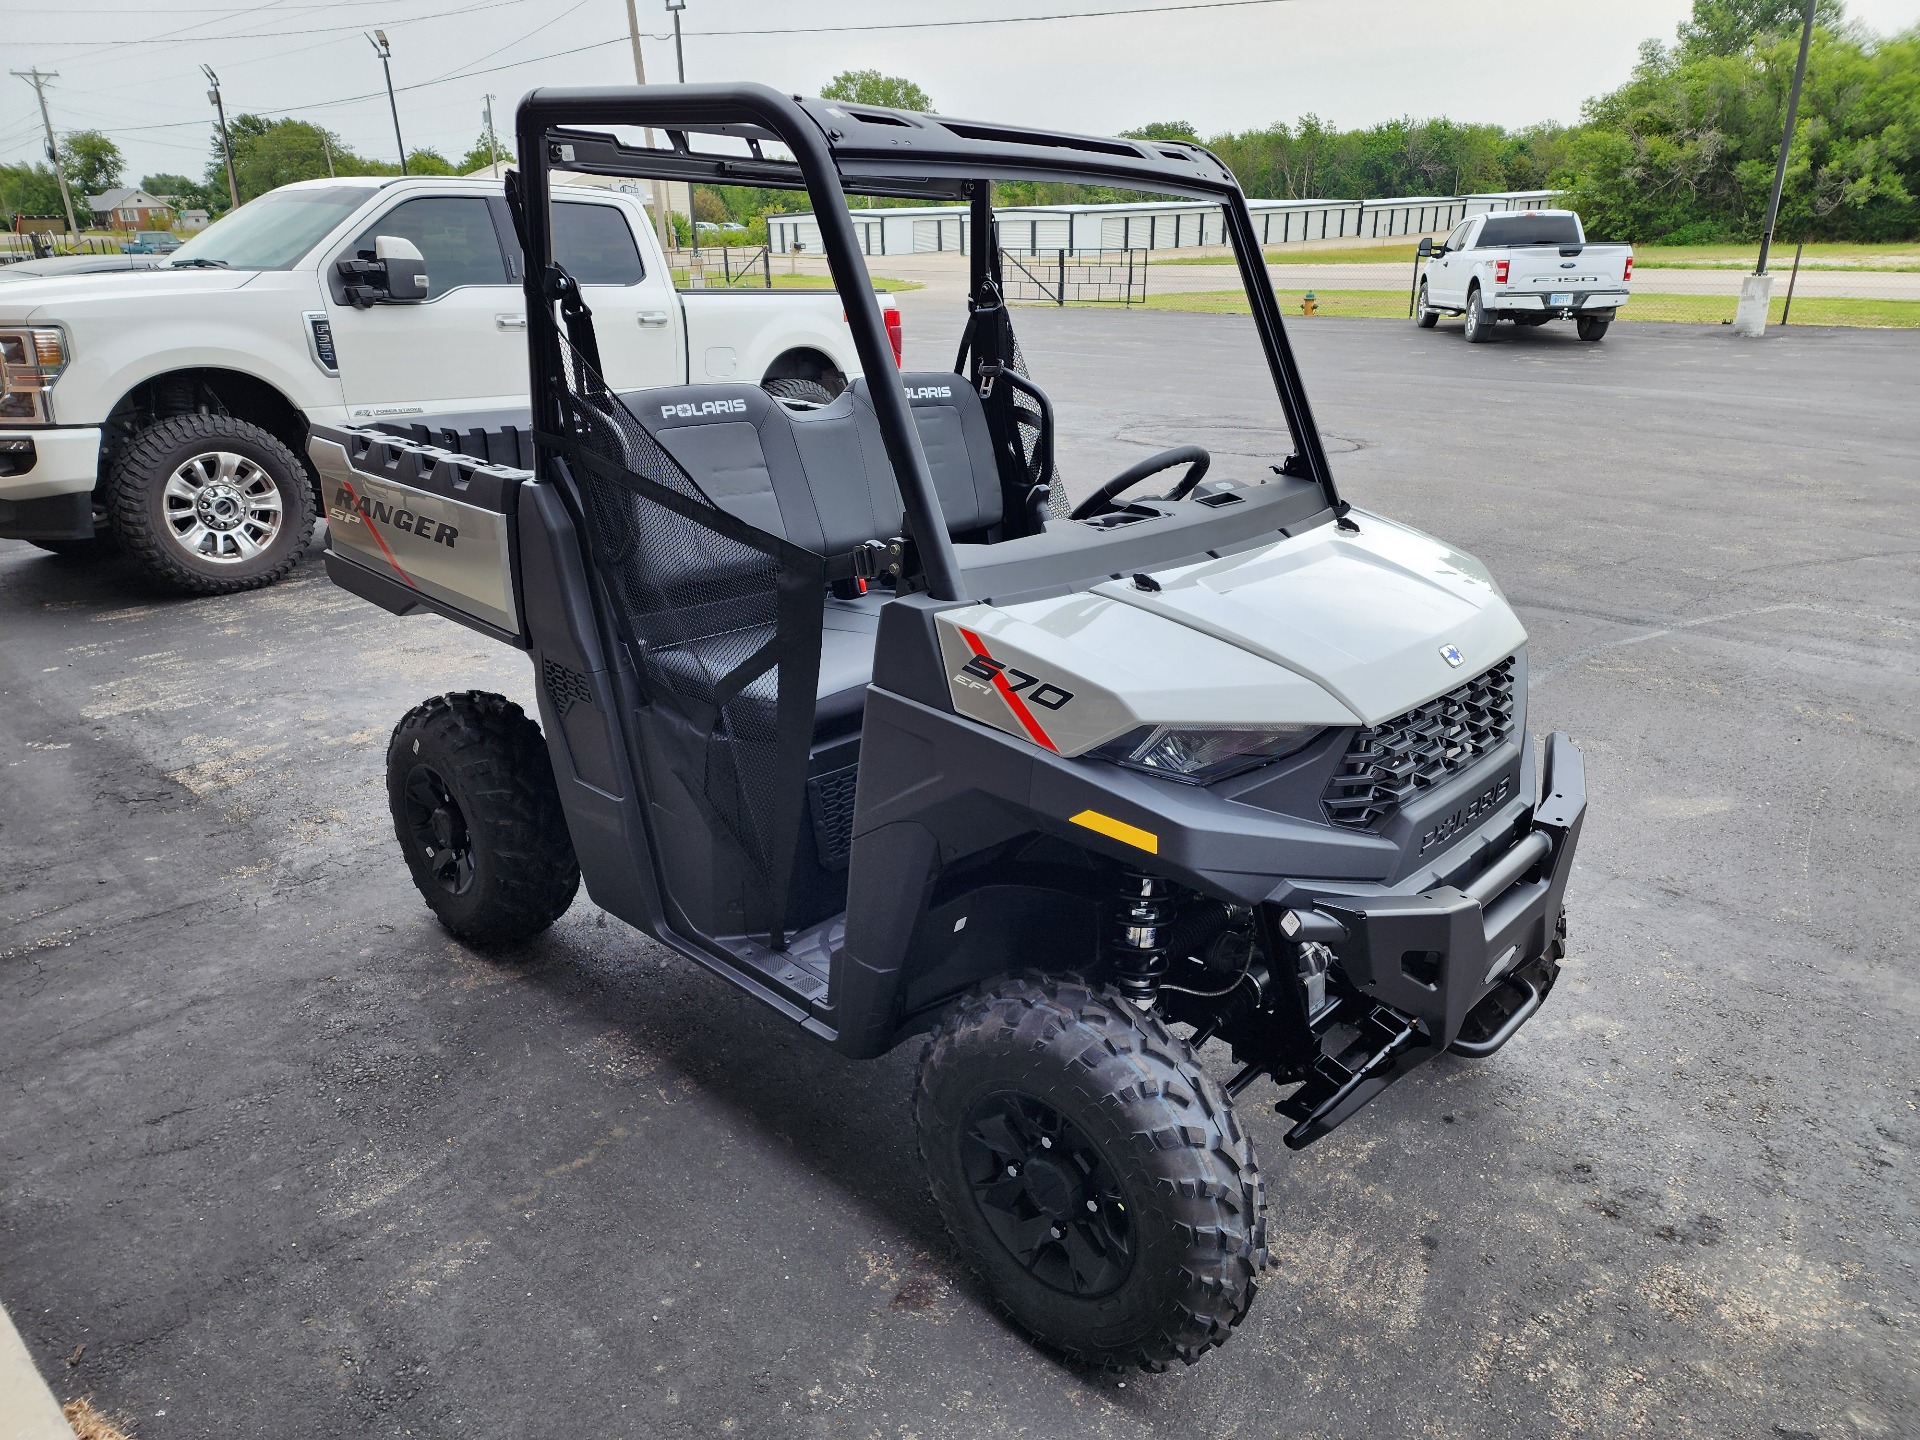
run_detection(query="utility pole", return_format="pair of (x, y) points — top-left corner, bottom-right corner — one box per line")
(321, 131), (336, 178)
(1757, 0), (1816, 278)
(202, 65), (240, 211)
(482, 93), (501, 171)
(368, 31), (407, 175)
(622, 0), (675, 254)
(666, 0), (696, 257)
(11, 68), (80, 236)
(1733, 0), (1816, 336)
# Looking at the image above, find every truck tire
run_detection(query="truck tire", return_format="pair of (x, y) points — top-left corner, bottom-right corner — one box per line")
(1414, 279), (1439, 328)
(1463, 287), (1494, 343)
(762, 376), (836, 408)
(107, 413), (314, 595)
(1576, 317), (1610, 342)
(387, 692), (580, 946)
(915, 973), (1267, 1370)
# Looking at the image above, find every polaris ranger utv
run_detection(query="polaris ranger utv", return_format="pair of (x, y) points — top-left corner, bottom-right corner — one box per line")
(314, 84), (1586, 1370)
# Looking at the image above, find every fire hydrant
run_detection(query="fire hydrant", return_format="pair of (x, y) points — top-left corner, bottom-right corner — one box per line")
(1300, 290), (1318, 316)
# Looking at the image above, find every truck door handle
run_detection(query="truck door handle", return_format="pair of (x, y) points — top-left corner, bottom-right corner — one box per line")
(638, 310), (670, 328)
(495, 313), (526, 329)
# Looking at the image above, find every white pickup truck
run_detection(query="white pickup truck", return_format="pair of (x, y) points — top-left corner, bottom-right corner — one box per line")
(0, 176), (893, 593)
(1414, 208), (1632, 343)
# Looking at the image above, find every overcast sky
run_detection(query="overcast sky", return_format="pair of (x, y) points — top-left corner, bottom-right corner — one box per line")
(7, 0), (1919, 191)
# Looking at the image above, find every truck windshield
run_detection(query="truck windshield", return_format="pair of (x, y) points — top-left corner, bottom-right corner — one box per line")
(169, 186), (371, 271)
(1477, 214), (1581, 247)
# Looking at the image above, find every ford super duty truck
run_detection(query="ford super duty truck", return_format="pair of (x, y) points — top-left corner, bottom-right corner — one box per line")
(0, 176), (894, 594)
(1414, 208), (1632, 343)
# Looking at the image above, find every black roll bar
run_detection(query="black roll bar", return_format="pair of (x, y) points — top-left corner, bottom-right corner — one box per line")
(513, 82), (968, 603)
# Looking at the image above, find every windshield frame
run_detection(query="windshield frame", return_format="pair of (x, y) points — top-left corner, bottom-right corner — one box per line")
(169, 184), (377, 272)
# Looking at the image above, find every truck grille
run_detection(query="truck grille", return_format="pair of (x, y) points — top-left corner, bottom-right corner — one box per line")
(1323, 657), (1517, 829)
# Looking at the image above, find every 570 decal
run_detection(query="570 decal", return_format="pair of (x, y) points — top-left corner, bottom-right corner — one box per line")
(957, 653), (1073, 710)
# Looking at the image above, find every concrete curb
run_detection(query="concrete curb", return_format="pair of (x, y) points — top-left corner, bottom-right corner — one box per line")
(0, 1304), (69, 1440)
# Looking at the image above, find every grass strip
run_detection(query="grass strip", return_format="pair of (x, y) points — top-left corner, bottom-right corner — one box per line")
(1136, 288), (1920, 327)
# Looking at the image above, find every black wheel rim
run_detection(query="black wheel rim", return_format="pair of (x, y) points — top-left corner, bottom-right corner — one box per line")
(960, 1091), (1134, 1298)
(403, 763), (475, 896)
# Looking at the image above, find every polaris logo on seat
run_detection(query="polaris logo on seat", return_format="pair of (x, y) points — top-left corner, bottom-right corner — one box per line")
(661, 399), (747, 419)
(906, 385), (952, 400)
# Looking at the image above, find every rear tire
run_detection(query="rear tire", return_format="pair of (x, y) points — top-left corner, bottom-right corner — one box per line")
(1464, 287), (1493, 343)
(761, 376), (836, 408)
(914, 973), (1266, 1370)
(1576, 317), (1611, 342)
(387, 692), (579, 945)
(1414, 279), (1439, 328)
(107, 413), (314, 595)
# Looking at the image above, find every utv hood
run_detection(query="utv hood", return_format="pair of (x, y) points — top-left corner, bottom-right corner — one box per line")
(935, 511), (1528, 758)
(1090, 511), (1527, 727)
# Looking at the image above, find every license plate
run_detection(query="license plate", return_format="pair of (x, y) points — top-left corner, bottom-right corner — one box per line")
(1549, 292), (1573, 307)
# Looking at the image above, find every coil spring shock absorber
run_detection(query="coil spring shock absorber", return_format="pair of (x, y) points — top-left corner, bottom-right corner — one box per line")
(1109, 870), (1175, 1006)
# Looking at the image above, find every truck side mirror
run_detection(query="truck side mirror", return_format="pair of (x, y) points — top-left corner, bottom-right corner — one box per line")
(373, 235), (429, 301)
(336, 236), (430, 308)
(1417, 236), (1435, 257)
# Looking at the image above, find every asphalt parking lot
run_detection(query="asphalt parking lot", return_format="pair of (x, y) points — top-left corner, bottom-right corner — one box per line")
(3, 312), (1916, 1439)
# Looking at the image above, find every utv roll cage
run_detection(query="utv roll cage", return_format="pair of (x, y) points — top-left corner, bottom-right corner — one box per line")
(510, 83), (1347, 607)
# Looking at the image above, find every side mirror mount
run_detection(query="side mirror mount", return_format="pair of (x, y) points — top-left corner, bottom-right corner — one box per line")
(1417, 236), (1436, 258)
(336, 235), (430, 307)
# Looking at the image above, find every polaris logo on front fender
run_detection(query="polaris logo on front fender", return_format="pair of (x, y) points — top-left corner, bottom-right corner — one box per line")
(661, 399), (748, 419)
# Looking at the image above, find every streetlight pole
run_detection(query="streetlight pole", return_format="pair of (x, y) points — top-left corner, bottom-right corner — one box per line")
(666, 0), (696, 257)
(201, 64), (240, 212)
(1732, 0), (1816, 335)
(1756, 0), (1816, 278)
(10, 68), (80, 236)
(368, 31), (407, 175)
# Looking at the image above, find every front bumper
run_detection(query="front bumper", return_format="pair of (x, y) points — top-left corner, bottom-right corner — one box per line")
(0, 428), (102, 540)
(1263, 731), (1586, 1147)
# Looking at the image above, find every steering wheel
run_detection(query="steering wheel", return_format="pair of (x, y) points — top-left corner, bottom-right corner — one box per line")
(1070, 446), (1212, 521)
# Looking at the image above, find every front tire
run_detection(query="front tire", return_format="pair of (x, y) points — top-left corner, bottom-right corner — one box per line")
(1414, 279), (1439, 328)
(915, 974), (1266, 1370)
(107, 413), (314, 595)
(1464, 287), (1493, 343)
(1576, 316), (1611, 342)
(387, 692), (580, 945)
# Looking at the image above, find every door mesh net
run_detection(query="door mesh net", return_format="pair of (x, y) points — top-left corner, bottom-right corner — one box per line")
(546, 336), (824, 939)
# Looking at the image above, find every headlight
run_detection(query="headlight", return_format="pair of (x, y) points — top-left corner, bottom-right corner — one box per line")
(1094, 723), (1323, 785)
(0, 326), (68, 424)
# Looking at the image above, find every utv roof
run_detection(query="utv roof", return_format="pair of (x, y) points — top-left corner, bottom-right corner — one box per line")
(523, 83), (1241, 202)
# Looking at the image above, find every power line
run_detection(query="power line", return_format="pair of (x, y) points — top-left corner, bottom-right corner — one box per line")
(15, 0), (542, 50)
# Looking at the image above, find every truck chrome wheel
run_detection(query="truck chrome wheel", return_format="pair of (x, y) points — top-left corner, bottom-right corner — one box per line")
(962, 1090), (1134, 1298)
(401, 763), (476, 896)
(162, 450), (284, 563)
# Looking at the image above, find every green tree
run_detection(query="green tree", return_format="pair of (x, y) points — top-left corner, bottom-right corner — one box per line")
(0, 162), (66, 225)
(820, 70), (933, 112)
(61, 130), (124, 197)
(140, 172), (198, 200)
(1678, 0), (1844, 58)
(459, 130), (508, 173)
(214, 117), (350, 203)
(1123, 120), (1202, 143)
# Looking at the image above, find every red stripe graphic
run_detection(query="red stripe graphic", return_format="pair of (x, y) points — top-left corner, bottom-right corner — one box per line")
(958, 627), (1058, 753)
(339, 478), (415, 587)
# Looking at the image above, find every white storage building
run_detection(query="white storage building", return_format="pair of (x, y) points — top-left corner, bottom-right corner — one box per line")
(765, 192), (1560, 257)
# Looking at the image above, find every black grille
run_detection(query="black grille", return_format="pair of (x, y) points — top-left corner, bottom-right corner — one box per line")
(1323, 657), (1517, 829)
(806, 763), (860, 870)
(543, 658), (594, 716)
